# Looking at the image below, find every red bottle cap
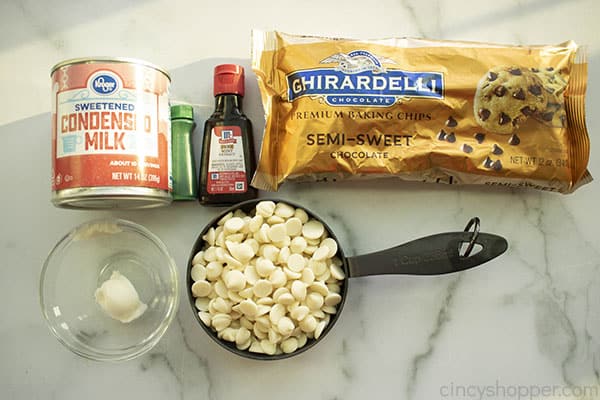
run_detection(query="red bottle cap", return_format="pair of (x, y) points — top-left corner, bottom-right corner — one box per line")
(214, 64), (245, 97)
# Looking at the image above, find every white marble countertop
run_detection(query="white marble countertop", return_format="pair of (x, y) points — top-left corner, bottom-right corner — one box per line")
(2, 0), (600, 399)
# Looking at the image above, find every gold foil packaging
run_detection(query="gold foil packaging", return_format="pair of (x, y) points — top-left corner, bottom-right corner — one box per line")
(251, 31), (591, 193)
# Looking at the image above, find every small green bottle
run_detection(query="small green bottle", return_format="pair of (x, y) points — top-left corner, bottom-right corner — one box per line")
(170, 104), (198, 200)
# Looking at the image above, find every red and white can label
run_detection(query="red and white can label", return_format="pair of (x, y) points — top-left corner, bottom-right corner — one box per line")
(207, 126), (247, 194)
(51, 61), (171, 191)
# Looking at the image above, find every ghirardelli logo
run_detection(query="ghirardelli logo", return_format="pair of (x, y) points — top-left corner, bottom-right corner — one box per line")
(320, 50), (395, 74)
(287, 50), (444, 107)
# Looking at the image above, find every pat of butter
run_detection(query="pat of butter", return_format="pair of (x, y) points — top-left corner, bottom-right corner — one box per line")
(95, 271), (147, 323)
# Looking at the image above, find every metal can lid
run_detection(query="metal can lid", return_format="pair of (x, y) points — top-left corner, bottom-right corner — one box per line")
(50, 57), (171, 80)
(170, 104), (194, 120)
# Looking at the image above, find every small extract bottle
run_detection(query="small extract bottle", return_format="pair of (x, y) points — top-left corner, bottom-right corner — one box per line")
(199, 64), (257, 206)
(170, 104), (197, 200)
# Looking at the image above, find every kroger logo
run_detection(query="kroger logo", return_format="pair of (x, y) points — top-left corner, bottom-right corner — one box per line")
(90, 72), (119, 95)
(287, 51), (444, 107)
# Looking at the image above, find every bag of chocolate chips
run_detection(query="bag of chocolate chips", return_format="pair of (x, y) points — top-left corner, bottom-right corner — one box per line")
(251, 30), (591, 193)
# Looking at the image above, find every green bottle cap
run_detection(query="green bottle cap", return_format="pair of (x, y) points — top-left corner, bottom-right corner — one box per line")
(171, 104), (194, 120)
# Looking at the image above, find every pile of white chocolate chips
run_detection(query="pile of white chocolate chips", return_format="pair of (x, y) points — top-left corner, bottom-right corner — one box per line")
(190, 201), (345, 355)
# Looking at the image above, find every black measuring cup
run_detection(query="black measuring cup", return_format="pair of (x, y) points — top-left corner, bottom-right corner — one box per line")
(186, 198), (508, 360)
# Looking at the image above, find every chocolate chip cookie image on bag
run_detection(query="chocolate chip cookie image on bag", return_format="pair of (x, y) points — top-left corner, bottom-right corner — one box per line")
(531, 67), (568, 127)
(474, 66), (547, 134)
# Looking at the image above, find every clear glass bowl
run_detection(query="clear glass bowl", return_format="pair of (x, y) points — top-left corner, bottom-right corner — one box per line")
(40, 218), (179, 361)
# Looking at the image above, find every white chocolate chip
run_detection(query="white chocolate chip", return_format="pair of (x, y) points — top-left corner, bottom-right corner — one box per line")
(213, 297), (232, 314)
(269, 268), (287, 288)
(272, 287), (289, 303)
(202, 228), (216, 247)
(281, 337), (299, 353)
(256, 305), (271, 317)
(224, 217), (245, 233)
(302, 220), (325, 240)
(191, 280), (211, 297)
(240, 317), (253, 330)
(217, 211), (233, 226)
(243, 265), (259, 285)
(236, 327), (251, 345)
(304, 245), (317, 256)
(290, 305), (310, 321)
(214, 280), (229, 298)
(301, 268), (315, 284)
(268, 223), (287, 243)
(277, 317), (295, 336)
(224, 270), (246, 291)
(256, 258), (276, 277)
(275, 202), (295, 218)
(314, 320), (327, 340)
(228, 290), (244, 303)
(238, 299), (258, 317)
(259, 244), (279, 262)
(285, 217), (303, 237)
(204, 246), (217, 262)
(306, 292), (324, 310)
(330, 263), (346, 280)
(249, 340), (264, 353)
(244, 238), (260, 254)
(212, 313), (232, 331)
(283, 267), (302, 280)
(317, 269), (331, 282)
(195, 297), (210, 311)
(206, 261), (223, 281)
(225, 233), (245, 243)
(287, 253), (306, 273)
(272, 236), (291, 249)
(230, 242), (255, 264)
(192, 251), (205, 265)
(256, 201), (276, 217)
(312, 246), (330, 261)
(277, 247), (291, 264)
(257, 296), (274, 306)
(321, 237), (338, 258)
(267, 215), (285, 225)
(198, 311), (212, 326)
(268, 328), (282, 344)
(297, 334), (308, 348)
(322, 305), (337, 314)
(294, 208), (309, 224)
(260, 339), (277, 355)
(309, 260), (327, 276)
(309, 282), (329, 296)
(253, 279), (273, 298)
(248, 215), (264, 233)
(239, 287), (254, 299)
(290, 236), (307, 254)
(277, 293), (295, 305)
(255, 224), (271, 243)
(291, 280), (307, 301)
(269, 303), (286, 324)
(191, 264), (207, 282)
(299, 315), (317, 333)
(324, 293), (342, 307)
(327, 283), (341, 293)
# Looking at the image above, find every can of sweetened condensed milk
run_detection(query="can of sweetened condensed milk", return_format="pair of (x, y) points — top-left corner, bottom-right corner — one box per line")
(50, 57), (172, 209)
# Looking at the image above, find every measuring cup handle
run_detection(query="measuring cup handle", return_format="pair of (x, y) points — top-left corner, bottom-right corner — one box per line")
(346, 232), (508, 277)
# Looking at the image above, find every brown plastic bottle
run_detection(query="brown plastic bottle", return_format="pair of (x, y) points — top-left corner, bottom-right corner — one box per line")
(199, 64), (257, 206)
